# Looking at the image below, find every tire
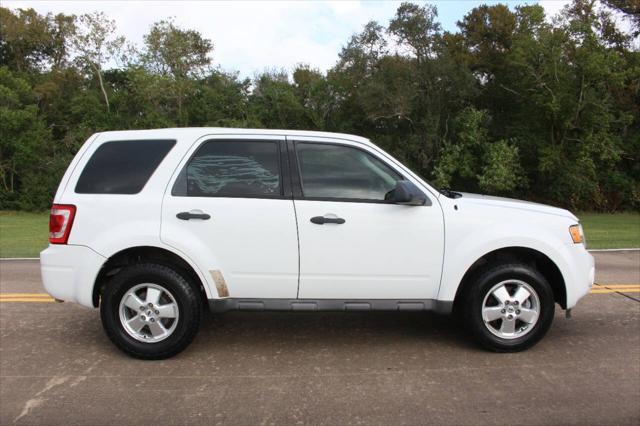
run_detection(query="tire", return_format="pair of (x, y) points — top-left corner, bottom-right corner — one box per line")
(461, 262), (555, 352)
(100, 263), (202, 360)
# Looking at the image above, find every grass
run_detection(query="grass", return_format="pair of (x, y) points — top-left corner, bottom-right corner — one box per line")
(577, 212), (640, 250)
(0, 211), (49, 258)
(0, 210), (638, 258)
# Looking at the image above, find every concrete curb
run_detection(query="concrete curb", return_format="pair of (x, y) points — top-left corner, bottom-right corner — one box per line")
(587, 248), (640, 252)
(0, 257), (39, 260)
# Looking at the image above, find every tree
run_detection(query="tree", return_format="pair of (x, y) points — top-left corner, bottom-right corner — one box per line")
(249, 71), (310, 129)
(456, 3), (517, 86)
(0, 1), (638, 211)
(142, 19), (213, 126)
(0, 8), (75, 73)
(188, 70), (251, 127)
(433, 108), (526, 195)
(388, 3), (441, 62)
(71, 12), (125, 112)
(478, 140), (526, 193)
(0, 67), (52, 208)
(599, 0), (640, 37)
(337, 21), (388, 71)
(292, 65), (335, 129)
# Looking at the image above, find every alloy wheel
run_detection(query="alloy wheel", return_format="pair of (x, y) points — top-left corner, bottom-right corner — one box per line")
(118, 283), (180, 343)
(481, 279), (540, 340)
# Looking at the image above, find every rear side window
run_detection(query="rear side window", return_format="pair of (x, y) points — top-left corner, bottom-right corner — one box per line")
(75, 140), (175, 194)
(173, 140), (281, 198)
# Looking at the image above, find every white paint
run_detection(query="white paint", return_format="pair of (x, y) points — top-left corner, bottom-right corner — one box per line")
(291, 135), (444, 300)
(5, 248), (635, 261)
(161, 134), (299, 299)
(436, 193), (594, 309)
(41, 127), (594, 314)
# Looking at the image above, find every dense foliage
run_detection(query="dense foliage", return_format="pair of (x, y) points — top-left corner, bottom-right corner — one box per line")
(1, 1), (638, 211)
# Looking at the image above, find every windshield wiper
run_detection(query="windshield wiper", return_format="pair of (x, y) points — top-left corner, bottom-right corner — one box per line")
(410, 171), (462, 199)
(440, 188), (462, 199)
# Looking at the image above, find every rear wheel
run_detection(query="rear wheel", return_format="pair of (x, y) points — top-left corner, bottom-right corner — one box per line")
(100, 263), (201, 359)
(462, 263), (555, 352)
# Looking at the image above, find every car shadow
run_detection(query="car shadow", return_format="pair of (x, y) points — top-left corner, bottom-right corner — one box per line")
(193, 310), (476, 352)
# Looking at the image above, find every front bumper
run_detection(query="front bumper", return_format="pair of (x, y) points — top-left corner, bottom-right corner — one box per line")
(565, 245), (595, 309)
(40, 244), (106, 308)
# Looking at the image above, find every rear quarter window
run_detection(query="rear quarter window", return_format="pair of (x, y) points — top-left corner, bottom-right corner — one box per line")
(75, 139), (176, 194)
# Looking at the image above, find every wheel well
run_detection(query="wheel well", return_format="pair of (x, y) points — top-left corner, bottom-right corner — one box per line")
(92, 246), (208, 308)
(453, 247), (567, 311)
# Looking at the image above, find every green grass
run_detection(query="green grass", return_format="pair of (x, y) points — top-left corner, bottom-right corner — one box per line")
(0, 210), (638, 258)
(0, 211), (49, 258)
(577, 212), (640, 250)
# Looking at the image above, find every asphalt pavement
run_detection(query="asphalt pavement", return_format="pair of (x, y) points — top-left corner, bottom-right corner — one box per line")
(0, 251), (638, 425)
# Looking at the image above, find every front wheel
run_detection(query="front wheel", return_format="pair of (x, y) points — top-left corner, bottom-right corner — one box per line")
(462, 263), (555, 352)
(100, 263), (202, 360)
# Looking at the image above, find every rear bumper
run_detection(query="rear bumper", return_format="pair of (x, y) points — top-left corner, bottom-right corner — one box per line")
(40, 245), (106, 308)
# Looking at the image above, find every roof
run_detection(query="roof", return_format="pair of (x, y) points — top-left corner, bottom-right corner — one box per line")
(93, 127), (373, 146)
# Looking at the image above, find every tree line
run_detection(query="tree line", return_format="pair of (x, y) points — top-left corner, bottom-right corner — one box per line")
(0, 0), (638, 211)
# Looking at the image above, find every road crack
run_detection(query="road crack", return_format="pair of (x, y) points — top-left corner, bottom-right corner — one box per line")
(594, 283), (640, 303)
(13, 376), (69, 423)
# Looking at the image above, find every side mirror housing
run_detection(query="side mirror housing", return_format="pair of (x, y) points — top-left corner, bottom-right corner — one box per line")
(386, 180), (429, 206)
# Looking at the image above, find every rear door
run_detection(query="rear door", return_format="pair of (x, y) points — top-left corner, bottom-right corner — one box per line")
(290, 137), (445, 300)
(161, 135), (299, 299)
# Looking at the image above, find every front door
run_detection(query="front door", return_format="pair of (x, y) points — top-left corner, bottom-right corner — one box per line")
(161, 135), (299, 299)
(291, 138), (445, 300)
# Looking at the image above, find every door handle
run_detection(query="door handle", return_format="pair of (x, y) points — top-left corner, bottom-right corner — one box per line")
(177, 211), (211, 220)
(310, 216), (345, 225)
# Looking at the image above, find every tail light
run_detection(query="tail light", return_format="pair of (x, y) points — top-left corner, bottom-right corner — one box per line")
(49, 204), (76, 244)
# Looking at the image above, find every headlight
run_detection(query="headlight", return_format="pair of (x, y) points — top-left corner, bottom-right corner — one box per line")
(569, 224), (586, 247)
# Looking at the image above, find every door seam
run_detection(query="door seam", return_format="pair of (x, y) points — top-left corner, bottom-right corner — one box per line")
(285, 136), (302, 298)
(292, 198), (301, 299)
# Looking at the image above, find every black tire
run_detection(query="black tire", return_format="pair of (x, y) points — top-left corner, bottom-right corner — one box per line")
(461, 262), (555, 352)
(100, 263), (202, 360)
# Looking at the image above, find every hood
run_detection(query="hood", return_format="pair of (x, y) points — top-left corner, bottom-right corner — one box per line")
(456, 192), (578, 221)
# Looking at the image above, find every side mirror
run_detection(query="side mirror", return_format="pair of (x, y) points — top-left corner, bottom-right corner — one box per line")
(385, 180), (429, 206)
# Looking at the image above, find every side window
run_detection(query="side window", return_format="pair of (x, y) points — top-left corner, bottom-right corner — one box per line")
(174, 140), (281, 198)
(296, 142), (401, 201)
(75, 139), (175, 194)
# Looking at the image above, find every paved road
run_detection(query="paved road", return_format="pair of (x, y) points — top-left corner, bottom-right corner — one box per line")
(0, 252), (638, 425)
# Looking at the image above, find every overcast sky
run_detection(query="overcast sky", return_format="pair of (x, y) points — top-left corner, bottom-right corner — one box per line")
(4, 1), (577, 77)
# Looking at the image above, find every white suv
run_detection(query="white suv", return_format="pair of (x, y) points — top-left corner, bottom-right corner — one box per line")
(40, 128), (594, 359)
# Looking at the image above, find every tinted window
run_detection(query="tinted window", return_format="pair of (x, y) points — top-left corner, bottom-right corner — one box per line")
(180, 140), (281, 198)
(75, 139), (175, 194)
(296, 143), (401, 201)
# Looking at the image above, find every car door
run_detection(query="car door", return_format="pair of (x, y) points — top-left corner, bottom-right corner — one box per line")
(161, 135), (299, 299)
(290, 137), (445, 300)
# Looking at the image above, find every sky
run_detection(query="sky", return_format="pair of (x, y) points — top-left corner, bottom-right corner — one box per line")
(2, 1), (587, 77)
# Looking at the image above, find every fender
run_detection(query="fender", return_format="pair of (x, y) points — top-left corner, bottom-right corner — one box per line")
(158, 220), (226, 299)
(438, 218), (575, 304)
(91, 236), (216, 300)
